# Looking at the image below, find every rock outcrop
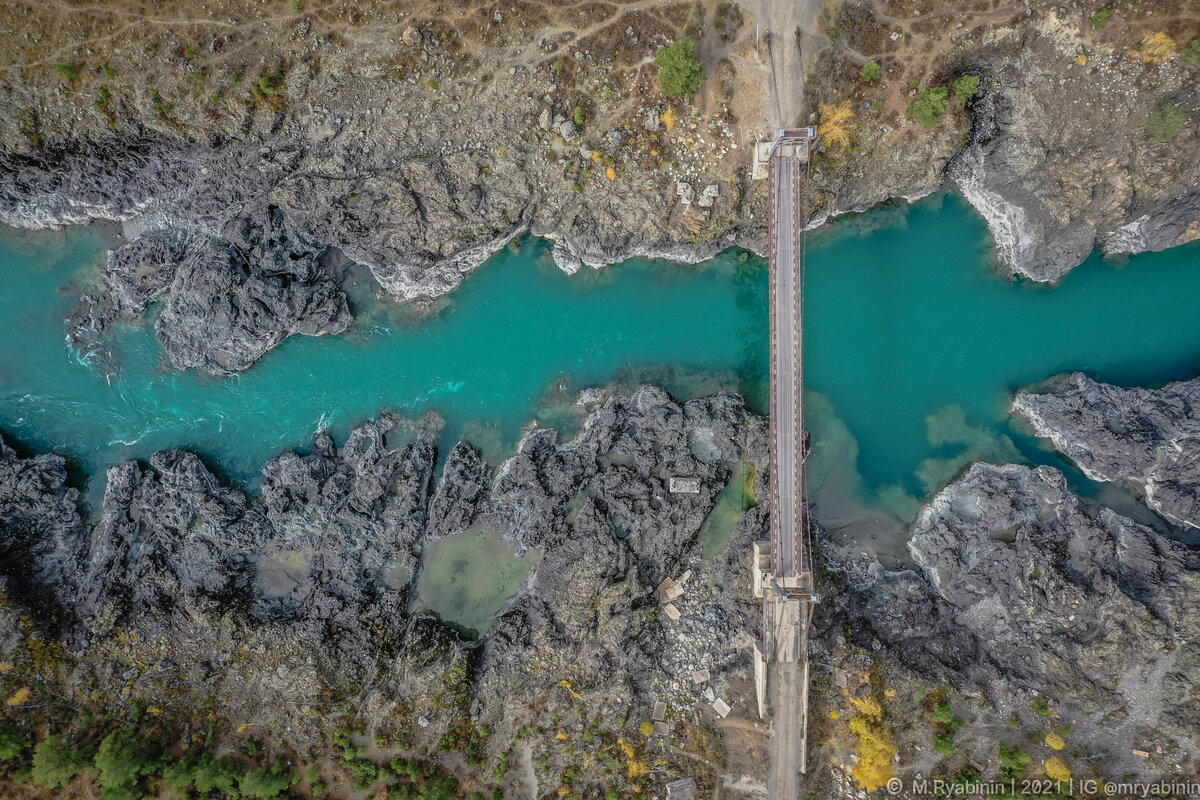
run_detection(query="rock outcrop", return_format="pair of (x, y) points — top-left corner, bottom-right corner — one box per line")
(0, 388), (765, 749)
(69, 205), (352, 376)
(1013, 372), (1200, 529)
(0, 434), (85, 619)
(947, 19), (1200, 282)
(832, 461), (1200, 755)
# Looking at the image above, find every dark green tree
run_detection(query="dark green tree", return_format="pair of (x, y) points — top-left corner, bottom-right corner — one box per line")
(950, 74), (980, 101)
(30, 735), (91, 789)
(905, 86), (949, 128)
(0, 725), (31, 762)
(655, 40), (706, 98)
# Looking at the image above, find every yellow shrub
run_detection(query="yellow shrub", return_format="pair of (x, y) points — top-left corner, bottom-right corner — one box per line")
(5, 687), (31, 707)
(847, 695), (882, 718)
(1044, 732), (1065, 750)
(639, 721), (654, 737)
(1044, 756), (1071, 782)
(845, 691), (896, 792)
(661, 106), (679, 130)
(817, 101), (856, 149)
(606, 167), (617, 180)
(627, 758), (649, 779)
(1134, 32), (1176, 63)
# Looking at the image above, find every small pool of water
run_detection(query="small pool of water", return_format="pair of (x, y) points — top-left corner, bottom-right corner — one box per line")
(409, 526), (539, 636)
(699, 456), (758, 556)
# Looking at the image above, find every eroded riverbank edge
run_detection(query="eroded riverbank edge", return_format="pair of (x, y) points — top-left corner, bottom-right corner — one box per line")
(2, 371), (1199, 797)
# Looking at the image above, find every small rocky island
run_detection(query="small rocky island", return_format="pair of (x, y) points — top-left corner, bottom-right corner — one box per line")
(1, 0), (1199, 797)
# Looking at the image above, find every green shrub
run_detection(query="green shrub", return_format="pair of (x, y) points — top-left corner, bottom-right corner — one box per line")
(955, 766), (982, 784)
(101, 63), (116, 79)
(906, 86), (948, 128)
(184, 48), (197, 59)
(931, 702), (964, 730)
(347, 758), (379, 789)
(655, 40), (706, 98)
(1089, 9), (1109, 26)
(1182, 38), (1200, 65)
(239, 761), (295, 799)
(0, 725), (31, 761)
(94, 728), (162, 798)
(933, 733), (955, 757)
(1031, 696), (1051, 717)
(553, 59), (565, 72)
(997, 744), (1031, 780)
(53, 63), (79, 82)
(1137, 106), (1185, 140)
(859, 61), (881, 82)
(31, 735), (90, 789)
(950, 74), (980, 101)
(573, 106), (586, 127)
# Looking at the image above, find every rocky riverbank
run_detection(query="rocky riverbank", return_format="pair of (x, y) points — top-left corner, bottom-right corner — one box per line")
(818, 460), (1200, 789)
(4, 381), (1200, 796)
(0, 388), (771, 798)
(1, 0), (1198, 373)
(1014, 372), (1200, 530)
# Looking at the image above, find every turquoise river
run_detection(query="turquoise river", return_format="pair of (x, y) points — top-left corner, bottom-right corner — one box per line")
(3, 192), (1200, 582)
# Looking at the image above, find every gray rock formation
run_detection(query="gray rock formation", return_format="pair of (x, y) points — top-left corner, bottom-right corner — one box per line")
(0, 434), (85, 618)
(72, 207), (352, 376)
(948, 30), (1200, 282)
(832, 462), (1200, 752)
(0, 388), (763, 739)
(1013, 373), (1200, 529)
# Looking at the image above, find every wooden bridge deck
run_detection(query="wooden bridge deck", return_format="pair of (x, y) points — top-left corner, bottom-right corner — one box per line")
(764, 135), (815, 800)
